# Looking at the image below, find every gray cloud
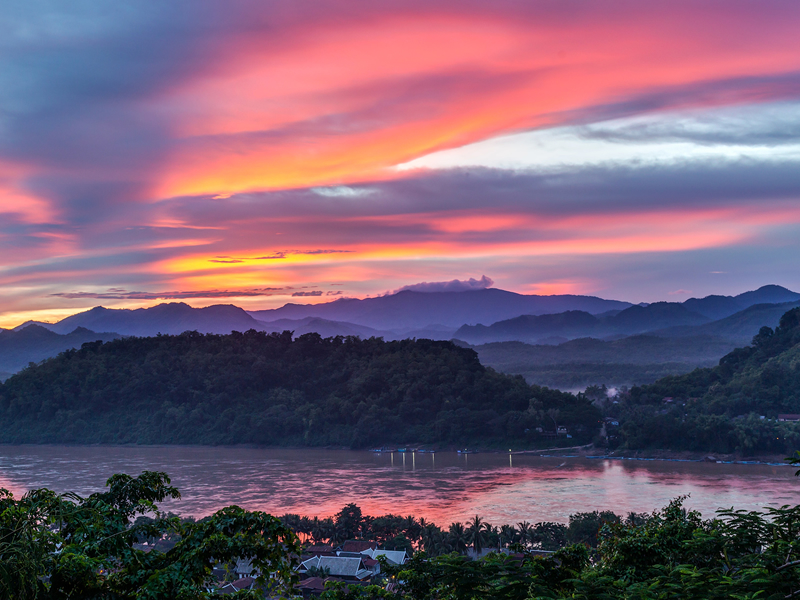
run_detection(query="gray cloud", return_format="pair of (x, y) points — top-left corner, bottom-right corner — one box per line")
(173, 157), (800, 226)
(395, 275), (494, 293)
(291, 290), (323, 297)
(577, 100), (800, 147)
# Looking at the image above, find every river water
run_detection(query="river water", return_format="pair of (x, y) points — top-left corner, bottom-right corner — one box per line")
(0, 445), (797, 526)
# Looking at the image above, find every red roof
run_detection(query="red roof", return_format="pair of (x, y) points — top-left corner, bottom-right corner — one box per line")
(341, 540), (379, 553)
(296, 577), (327, 591)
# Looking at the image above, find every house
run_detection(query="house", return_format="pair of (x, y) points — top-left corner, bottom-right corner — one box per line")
(295, 576), (328, 598)
(340, 540), (379, 553)
(360, 548), (408, 566)
(362, 557), (380, 575)
(234, 557), (255, 579)
(214, 577), (256, 595)
(778, 414), (800, 422)
(304, 544), (337, 557)
(299, 555), (373, 581)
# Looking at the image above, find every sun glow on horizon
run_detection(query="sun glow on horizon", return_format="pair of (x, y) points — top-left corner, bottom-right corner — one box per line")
(1, 2), (800, 321)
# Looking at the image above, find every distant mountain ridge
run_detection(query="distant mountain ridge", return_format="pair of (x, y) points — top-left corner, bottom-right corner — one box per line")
(455, 302), (709, 344)
(32, 303), (264, 337)
(0, 325), (120, 375)
(654, 300), (800, 341)
(682, 284), (800, 319)
(454, 286), (800, 345)
(5, 284), (797, 384)
(247, 288), (633, 330)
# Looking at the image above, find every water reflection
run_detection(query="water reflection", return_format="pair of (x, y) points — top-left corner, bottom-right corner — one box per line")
(0, 446), (796, 525)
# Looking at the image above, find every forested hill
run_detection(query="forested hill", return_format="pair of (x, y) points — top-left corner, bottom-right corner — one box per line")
(0, 331), (599, 447)
(615, 307), (800, 453)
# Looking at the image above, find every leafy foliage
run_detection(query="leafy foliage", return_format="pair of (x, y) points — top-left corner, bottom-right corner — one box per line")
(0, 331), (599, 447)
(332, 499), (800, 600)
(5, 471), (800, 599)
(609, 308), (800, 454)
(0, 471), (299, 599)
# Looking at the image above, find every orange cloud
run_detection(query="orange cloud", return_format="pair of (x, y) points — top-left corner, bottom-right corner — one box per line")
(0, 162), (55, 224)
(150, 5), (800, 198)
(150, 203), (798, 299)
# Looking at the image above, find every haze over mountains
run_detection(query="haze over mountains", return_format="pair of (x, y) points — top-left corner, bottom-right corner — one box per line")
(247, 288), (632, 331)
(456, 291), (800, 345)
(3, 284), (798, 388)
(0, 325), (120, 379)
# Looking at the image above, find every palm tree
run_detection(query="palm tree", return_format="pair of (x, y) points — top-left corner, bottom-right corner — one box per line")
(447, 522), (468, 554)
(516, 521), (532, 549)
(310, 517), (325, 545)
(417, 518), (429, 551)
(319, 517), (337, 545)
(499, 524), (516, 549)
(403, 515), (421, 546)
(298, 516), (313, 543)
(420, 523), (441, 555)
(466, 515), (488, 556)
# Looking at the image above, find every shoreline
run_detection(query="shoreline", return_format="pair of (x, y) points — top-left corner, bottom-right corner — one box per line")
(0, 441), (794, 467)
(510, 445), (794, 467)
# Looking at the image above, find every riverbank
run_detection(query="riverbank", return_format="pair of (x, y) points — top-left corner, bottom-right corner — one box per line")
(2, 440), (795, 467)
(509, 445), (794, 467)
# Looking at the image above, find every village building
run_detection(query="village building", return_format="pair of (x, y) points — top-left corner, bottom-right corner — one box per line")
(340, 540), (379, 553)
(778, 414), (800, 422)
(299, 555), (373, 581)
(359, 547), (408, 566)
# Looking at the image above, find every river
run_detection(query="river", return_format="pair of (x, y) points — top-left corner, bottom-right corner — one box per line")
(0, 445), (797, 525)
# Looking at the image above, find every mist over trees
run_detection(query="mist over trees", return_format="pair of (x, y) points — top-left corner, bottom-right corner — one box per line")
(603, 308), (800, 454)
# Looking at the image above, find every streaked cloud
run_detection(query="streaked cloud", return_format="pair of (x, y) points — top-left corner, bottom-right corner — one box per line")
(48, 288), (284, 300)
(398, 102), (800, 172)
(1, 1), (800, 326)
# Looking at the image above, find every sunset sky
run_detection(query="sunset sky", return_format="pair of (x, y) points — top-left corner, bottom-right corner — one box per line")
(2, 1), (800, 328)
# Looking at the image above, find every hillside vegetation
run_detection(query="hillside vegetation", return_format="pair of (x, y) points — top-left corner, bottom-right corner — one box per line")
(0, 331), (598, 447)
(611, 308), (800, 454)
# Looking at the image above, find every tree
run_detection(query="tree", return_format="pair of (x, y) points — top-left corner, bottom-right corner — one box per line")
(516, 521), (532, 548)
(447, 522), (468, 554)
(546, 408), (560, 432)
(566, 510), (620, 547)
(499, 524), (516, 549)
(466, 515), (488, 555)
(0, 471), (300, 599)
(335, 503), (364, 540)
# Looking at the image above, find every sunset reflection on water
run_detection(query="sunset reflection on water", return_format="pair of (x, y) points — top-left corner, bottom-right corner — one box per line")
(0, 446), (797, 525)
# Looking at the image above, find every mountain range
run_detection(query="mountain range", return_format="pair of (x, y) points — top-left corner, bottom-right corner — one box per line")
(247, 288), (632, 330)
(455, 296), (800, 345)
(3, 284), (798, 388)
(0, 325), (120, 378)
